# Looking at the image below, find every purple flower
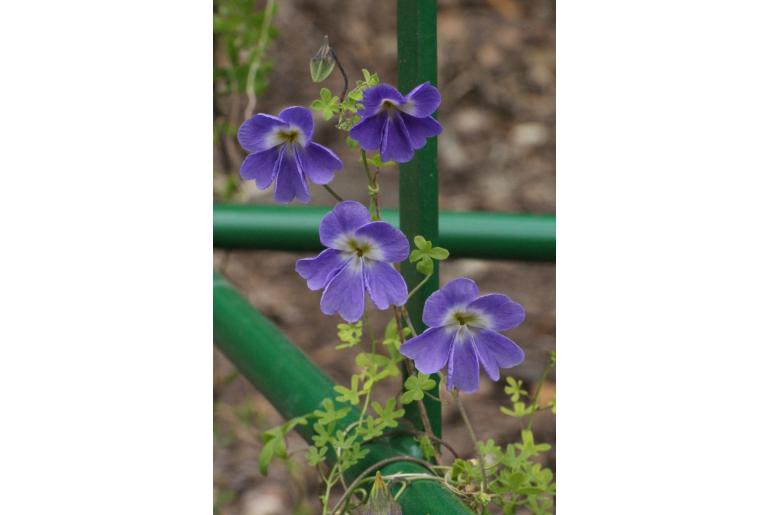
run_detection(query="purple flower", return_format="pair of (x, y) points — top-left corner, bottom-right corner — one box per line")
(296, 201), (409, 322)
(349, 82), (442, 163)
(238, 106), (343, 203)
(399, 278), (525, 393)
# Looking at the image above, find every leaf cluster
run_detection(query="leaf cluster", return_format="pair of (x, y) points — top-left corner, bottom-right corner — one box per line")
(336, 321), (363, 349)
(448, 431), (555, 514)
(409, 235), (450, 276)
(400, 372), (436, 405)
(257, 415), (307, 476)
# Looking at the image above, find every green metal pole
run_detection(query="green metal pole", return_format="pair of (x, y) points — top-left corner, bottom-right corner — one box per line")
(214, 272), (472, 514)
(213, 203), (556, 261)
(398, 0), (442, 437)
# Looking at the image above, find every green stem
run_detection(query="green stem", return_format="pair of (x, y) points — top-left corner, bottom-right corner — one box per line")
(406, 273), (432, 302)
(526, 360), (555, 431)
(453, 389), (488, 493)
(243, 0), (275, 120)
(329, 47), (349, 100)
(393, 306), (440, 462)
(321, 463), (339, 515)
(381, 429), (459, 458)
(323, 184), (344, 202)
(399, 306), (418, 337)
(355, 309), (377, 430)
(361, 149), (374, 182)
(361, 150), (381, 220)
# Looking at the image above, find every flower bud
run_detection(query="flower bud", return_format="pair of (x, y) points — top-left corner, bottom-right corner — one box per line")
(310, 35), (336, 83)
(359, 471), (402, 515)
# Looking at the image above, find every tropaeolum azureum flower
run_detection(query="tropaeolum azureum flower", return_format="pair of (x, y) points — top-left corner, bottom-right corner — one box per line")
(238, 106), (342, 203)
(296, 200), (408, 322)
(399, 278), (525, 393)
(349, 82), (442, 163)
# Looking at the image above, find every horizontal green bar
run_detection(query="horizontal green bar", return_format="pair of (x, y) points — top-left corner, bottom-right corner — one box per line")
(213, 203), (555, 262)
(213, 272), (473, 514)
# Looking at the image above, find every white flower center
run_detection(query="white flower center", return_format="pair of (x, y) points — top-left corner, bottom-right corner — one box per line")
(267, 125), (307, 148)
(378, 99), (402, 115)
(444, 308), (490, 330)
(340, 236), (384, 262)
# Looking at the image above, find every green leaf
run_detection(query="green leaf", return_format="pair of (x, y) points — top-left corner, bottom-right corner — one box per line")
(409, 236), (446, 275)
(306, 446), (327, 466)
(400, 388), (422, 405)
(416, 256), (434, 276)
(313, 398), (351, 425)
(515, 429), (552, 456)
(427, 246), (449, 260)
(339, 442), (370, 472)
(405, 372), (436, 393)
(348, 89), (363, 101)
(504, 377), (528, 401)
(371, 399), (404, 429)
(311, 87), (340, 120)
(358, 415), (385, 441)
(418, 434), (436, 460)
(334, 376), (362, 406)
(258, 437), (282, 476)
(336, 321), (363, 349)
(311, 420), (332, 448)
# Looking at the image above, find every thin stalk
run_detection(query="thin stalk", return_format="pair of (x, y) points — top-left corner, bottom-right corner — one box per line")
(361, 150), (381, 220)
(393, 306), (440, 463)
(335, 447), (349, 492)
(404, 360), (439, 461)
(321, 463), (339, 515)
(453, 388), (488, 493)
(323, 184), (344, 202)
(406, 273), (432, 302)
(526, 359), (555, 431)
(329, 47), (348, 100)
(244, 0), (276, 120)
(355, 310), (377, 429)
(363, 308), (376, 349)
(398, 306), (418, 338)
(381, 429), (460, 459)
(383, 474), (470, 500)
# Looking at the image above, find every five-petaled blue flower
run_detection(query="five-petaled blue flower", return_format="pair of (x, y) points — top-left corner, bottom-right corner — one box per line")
(349, 82), (442, 163)
(238, 106), (343, 203)
(399, 278), (525, 393)
(296, 201), (409, 323)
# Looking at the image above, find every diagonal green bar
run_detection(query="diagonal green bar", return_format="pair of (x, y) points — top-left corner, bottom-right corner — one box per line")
(213, 272), (472, 514)
(213, 203), (556, 262)
(398, 0), (442, 438)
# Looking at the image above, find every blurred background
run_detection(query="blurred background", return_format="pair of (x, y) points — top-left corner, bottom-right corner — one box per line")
(214, 0), (554, 513)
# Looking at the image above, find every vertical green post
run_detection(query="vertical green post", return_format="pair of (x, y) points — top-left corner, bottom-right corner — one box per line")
(397, 0), (442, 438)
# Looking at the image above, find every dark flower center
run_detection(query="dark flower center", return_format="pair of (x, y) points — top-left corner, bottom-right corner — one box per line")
(278, 129), (300, 144)
(453, 311), (480, 326)
(347, 240), (372, 258)
(380, 99), (399, 113)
